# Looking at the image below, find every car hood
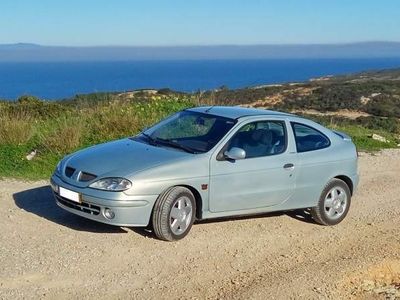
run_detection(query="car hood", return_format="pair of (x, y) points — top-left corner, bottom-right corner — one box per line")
(61, 138), (191, 187)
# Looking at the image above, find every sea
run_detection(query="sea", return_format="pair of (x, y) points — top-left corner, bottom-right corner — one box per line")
(1, 58), (400, 100)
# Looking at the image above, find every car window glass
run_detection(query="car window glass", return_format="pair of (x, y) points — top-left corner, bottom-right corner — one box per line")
(227, 121), (286, 158)
(142, 111), (236, 153)
(155, 114), (216, 139)
(291, 123), (330, 152)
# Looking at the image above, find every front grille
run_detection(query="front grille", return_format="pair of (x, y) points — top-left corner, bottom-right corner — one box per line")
(79, 172), (97, 182)
(64, 166), (97, 182)
(65, 166), (75, 178)
(55, 194), (100, 215)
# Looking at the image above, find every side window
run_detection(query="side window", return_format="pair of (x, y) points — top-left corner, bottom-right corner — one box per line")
(291, 122), (331, 153)
(227, 121), (287, 158)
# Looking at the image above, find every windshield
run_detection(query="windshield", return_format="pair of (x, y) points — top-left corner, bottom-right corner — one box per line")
(138, 110), (236, 153)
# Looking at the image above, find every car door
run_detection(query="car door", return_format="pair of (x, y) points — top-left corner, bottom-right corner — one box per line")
(209, 119), (298, 212)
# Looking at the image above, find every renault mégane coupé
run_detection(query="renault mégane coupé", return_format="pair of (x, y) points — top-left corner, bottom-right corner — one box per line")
(51, 106), (359, 241)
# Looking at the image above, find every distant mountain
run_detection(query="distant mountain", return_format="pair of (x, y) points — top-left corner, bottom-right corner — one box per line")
(1, 42), (400, 61)
(0, 43), (42, 49)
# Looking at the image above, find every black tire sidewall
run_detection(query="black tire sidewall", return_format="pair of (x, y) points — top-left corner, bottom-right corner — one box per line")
(152, 186), (196, 241)
(167, 189), (196, 240)
(318, 179), (351, 225)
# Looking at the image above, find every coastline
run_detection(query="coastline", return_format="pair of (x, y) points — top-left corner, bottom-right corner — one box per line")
(1, 58), (400, 100)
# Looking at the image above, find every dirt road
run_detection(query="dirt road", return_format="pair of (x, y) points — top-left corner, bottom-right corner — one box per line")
(1, 150), (399, 299)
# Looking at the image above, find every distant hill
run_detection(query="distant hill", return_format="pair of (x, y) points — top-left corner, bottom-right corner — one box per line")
(0, 43), (41, 49)
(1, 42), (400, 61)
(201, 68), (400, 119)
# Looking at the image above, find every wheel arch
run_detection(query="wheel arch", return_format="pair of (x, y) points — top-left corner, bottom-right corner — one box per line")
(180, 185), (203, 220)
(152, 184), (203, 221)
(334, 175), (354, 195)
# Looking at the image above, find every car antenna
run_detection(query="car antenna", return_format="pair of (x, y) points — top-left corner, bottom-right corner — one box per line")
(204, 106), (214, 113)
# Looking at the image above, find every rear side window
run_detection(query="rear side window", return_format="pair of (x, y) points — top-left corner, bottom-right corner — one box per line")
(291, 122), (331, 153)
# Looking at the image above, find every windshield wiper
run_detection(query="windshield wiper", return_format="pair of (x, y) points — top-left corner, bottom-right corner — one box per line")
(140, 132), (158, 146)
(139, 132), (197, 154)
(156, 138), (197, 154)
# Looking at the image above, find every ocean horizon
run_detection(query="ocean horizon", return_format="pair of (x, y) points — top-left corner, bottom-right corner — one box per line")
(1, 57), (400, 100)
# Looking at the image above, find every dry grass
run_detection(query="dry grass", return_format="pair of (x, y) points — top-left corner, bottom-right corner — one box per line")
(0, 114), (35, 145)
(40, 118), (85, 155)
(86, 106), (140, 143)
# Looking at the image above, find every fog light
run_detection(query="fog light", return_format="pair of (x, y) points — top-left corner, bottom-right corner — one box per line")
(104, 208), (115, 219)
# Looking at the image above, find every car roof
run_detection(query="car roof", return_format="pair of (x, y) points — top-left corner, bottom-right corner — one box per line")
(187, 106), (292, 120)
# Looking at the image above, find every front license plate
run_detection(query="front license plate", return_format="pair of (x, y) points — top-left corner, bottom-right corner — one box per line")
(59, 186), (81, 203)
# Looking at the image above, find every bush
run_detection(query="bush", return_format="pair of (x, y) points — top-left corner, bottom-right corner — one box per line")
(17, 95), (42, 104)
(0, 114), (35, 145)
(365, 96), (400, 118)
(3, 97), (67, 119)
(299, 114), (400, 134)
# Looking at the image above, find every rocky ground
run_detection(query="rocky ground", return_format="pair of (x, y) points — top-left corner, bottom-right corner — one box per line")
(0, 150), (399, 299)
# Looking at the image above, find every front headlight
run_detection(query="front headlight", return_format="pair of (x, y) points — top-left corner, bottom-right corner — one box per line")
(89, 177), (132, 191)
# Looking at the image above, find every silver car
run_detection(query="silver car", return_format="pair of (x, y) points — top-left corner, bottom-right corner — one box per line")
(51, 106), (359, 241)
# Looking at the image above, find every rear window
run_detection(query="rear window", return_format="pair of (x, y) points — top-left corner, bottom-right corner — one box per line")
(291, 122), (331, 152)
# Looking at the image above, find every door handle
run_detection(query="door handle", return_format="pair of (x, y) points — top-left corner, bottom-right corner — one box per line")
(283, 163), (294, 170)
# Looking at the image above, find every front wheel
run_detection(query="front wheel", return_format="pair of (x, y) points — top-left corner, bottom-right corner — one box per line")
(311, 178), (351, 226)
(152, 186), (196, 241)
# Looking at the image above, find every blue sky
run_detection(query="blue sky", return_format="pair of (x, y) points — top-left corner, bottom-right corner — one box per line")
(1, 0), (399, 46)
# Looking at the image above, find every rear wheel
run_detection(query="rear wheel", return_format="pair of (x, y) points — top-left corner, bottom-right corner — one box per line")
(311, 178), (351, 226)
(152, 186), (196, 241)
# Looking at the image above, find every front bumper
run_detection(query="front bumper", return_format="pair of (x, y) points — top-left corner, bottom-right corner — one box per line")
(51, 175), (158, 227)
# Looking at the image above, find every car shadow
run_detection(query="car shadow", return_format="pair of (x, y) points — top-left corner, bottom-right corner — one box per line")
(196, 209), (316, 225)
(195, 211), (285, 225)
(286, 209), (316, 224)
(127, 209), (316, 239)
(13, 185), (127, 233)
(129, 227), (157, 239)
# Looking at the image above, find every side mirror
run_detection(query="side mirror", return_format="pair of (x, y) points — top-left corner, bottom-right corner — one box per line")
(224, 147), (246, 160)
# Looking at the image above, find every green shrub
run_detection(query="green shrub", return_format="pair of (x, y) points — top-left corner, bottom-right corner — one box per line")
(17, 95), (42, 104)
(365, 96), (400, 118)
(2, 97), (67, 119)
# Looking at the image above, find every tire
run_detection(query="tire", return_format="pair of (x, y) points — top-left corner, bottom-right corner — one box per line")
(311, 178), (351, 226)
(152, 186), (196, 241)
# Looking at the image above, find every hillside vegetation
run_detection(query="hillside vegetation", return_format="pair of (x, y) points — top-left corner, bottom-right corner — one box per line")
(1, 69), (400, 179)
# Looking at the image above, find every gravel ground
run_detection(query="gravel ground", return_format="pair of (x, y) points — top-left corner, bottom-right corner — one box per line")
(0, 149), (399, 299)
